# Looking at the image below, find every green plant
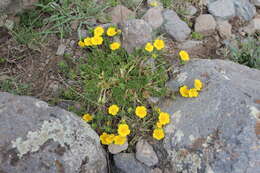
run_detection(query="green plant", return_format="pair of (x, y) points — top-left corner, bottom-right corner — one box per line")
(191, 32), (204, 40)
(228, 37), (260, 69)
(0, 79), (31, 95)
(58, 27), (171, 149)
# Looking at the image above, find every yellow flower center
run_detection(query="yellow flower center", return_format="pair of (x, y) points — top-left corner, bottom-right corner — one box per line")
(153, 128), (165, 140)
(107, 27), (117, 37)
(82, 114), (93, 122)
(84, 37), (92, 46)
(110, 42), (121, 50)
(145, 42), (154, 52)
(94, 26), (104, 36)
(179, 50), (190, 61)
(91, 36), (103, 45)
(118, 124), (130, 137)
(153, 39), (165, 50)
(135, 106), (147, 118)
(159, 112), (170, 125)
(108, 104), (120, 116)
(194, 79), (203, 91)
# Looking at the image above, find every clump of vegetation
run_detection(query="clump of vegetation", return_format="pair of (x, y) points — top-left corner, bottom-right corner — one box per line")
(228, 37), (260, 69)
(58, 25), (172, 149)
(191, 32), (204, 40)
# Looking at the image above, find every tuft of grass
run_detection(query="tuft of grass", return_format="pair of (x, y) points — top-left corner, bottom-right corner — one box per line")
(228, 37), (260, 69)
(191, 32), (204, 40)
(0, 78), (31, 95)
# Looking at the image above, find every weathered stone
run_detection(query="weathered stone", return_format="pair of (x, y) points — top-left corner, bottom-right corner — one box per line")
(208, 0), (256, 21)
(0, 92), (107, 173)
(136, 139), (158, 167)
(109, 5), (135, 24)
(151, 168), (162, 173)
(0, 0), (38, 14)
(121, 19), (152, 53)
(217, 20), (232, 39)
(233, 0), (256, 21)
(142, 7), (163, 30)
(56, 44), (66, 56)
(241, 18), (260, 34)
(163, 10), (191, 42)
(195, 14), (216, 36)
(160, 59), (260, 173)
(108, 142), (128, 154)
(252, 0), (260, 7)
(208, 0), (236, 20)
(185, 5), (197, 16)
(113, 153), (151, 173)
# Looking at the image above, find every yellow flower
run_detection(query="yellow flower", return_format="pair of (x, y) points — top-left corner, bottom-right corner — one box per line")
(82, 113), (93, 122)
(135, 106), (147, 118)
(145, 42), (154, 52)
(179, 85), (189, 97)
(107, 27), (117, 36)
(150, 1), (158, 7)
(156, 121), (163, 128)
(100, 133), (114, 145)
(153, 39), (165, 50)
(159, 112), (170, 125)
(84, 37), (92, 46)
(153, 128), (165, 140)
(179, 50), (190, 61)
(188, 88), (199, 98)
(114, 135), (127, 145)
(108, 104), (120, 116)
(194, 79), (203, 91)
(94, 26), (104, 36)
(110, 42), (121, 50)
(91, 36), (103, 45)
(118, 124), (130, 137)
(78, 40), (85, 47)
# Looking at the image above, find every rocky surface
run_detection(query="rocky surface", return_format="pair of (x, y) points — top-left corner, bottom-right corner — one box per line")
(208, 0), (256, 21)
(121, 19), (152, 53)
(108, 142), (128, 154)
(0, 92), (107, 173)
(0, 0), (38, 13)
(142, 7), (163, 30)
(160, 59), (260, 173)
(110, 5), (135, 24)
(135, 139), (158, 167)
(195, 14), (216, 36)
(163, 10), (191, 42)
(217, 20), (233, 39)
(241, 17), (260, 34)
(252, 0), (260, 7)
(113, 153), (151, 173)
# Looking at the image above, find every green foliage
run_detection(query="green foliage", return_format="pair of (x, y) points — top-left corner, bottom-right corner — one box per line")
(0, 79), (31, 95)
(191, 32), (204, 40)
(0, 58), (6, 63)
(59, 35), (170, 143)
(228, 37), (260, 69)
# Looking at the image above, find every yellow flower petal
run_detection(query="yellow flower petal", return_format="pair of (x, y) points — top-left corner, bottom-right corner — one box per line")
(145, 42), (154, 52)
(118, 124), (130, 137)
(78, 40), (85, 47)
(153, 128), (165, 140)
(91, 36), (103, 45)
(110, 42), (121, 50)
(107, 27), (117, 37)
(188, 88), (199, 98)
(179, 85), (189, 97)
(153, 39), (165, 50)
(94, 26), (104, 36)
(135, 106), (147, 118)
(179, 50), (190, 61)
(194, 79), (203, 91)
(84, 37), (92, 46)
(114, 135), (127, 145)
(158, 112), (170, 125)
(82, 113), (93, 122)
(108, 104), (120, 116)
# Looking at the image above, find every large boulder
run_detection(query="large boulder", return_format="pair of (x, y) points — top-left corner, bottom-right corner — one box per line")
(121, 19), (152, 53)
(160, 59), (260, 173)
(0, 92), (107, 173)
(0, 0), (38, 14)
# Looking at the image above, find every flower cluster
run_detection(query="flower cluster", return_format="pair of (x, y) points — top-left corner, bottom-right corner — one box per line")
(78, 26), (121, 50)
(179, 79), (203, 98)
(153, 111), (170, 140)
(145, 39), (165, 53)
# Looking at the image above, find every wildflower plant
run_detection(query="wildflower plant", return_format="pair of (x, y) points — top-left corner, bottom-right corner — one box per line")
(59, 25), (199, 151)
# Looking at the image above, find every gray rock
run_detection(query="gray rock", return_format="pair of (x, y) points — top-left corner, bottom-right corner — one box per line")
(136, 139), (158, 167)
(0, 92), (107, 173)
(177, 40), (204, 50)
(208, 0), (236, 20)
(56, 44), (66, 56)
(113, 153), (151, 173)
(121, 19), (152, 53)
(142, 7), (163, 30)
(151, 168), (162, 173)
(208, 0), (256, 21)
(160, 59), (260, 173)
(108, 142), (128, 154)
(241, 17), (260, 34)
(185, 5), (197, 16)
(252, 0), (260, 7)
(109, 5), (135, 24)
(0, 0), (38, 14)
(217, 20), (233, 39)
(233, 0), (256, 21)
(195, 14), (216, 36)
(163, 10), (191, 42)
